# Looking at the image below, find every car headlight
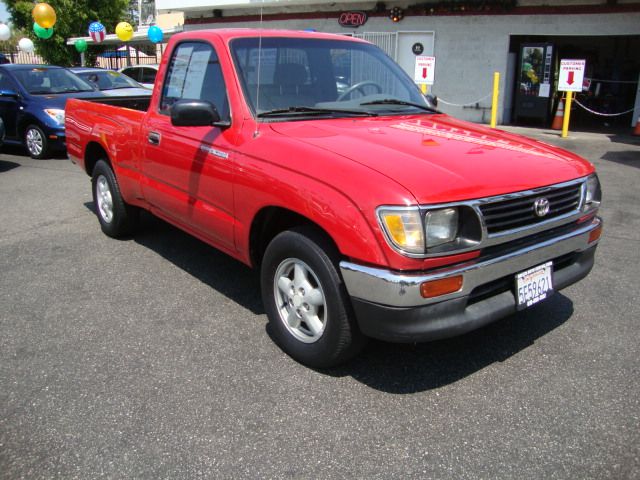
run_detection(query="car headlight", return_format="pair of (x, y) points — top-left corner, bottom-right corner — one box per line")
(378, 206), (462, 255)
(378, 207), (424, 255)
(44, 108), (65, 125)
(583, 174), (601, 211)
(425, 208), (459, 248)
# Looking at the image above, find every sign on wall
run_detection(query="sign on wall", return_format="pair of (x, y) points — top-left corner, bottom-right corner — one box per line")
(338, 11), (367, 28)
(558, 59), (586, 92)
(414, 56), (436, 85)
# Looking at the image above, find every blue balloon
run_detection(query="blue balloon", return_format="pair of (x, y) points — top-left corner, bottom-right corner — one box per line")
(147, 25), (163, 44)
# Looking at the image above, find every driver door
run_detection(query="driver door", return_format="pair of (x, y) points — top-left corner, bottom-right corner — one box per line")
(141, 41), (236, 252)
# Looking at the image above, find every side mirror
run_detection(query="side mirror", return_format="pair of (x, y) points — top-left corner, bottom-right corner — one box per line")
(170, 99), (229, 128)
(425, 94), (438, 108)
(0, 89), (19, 98)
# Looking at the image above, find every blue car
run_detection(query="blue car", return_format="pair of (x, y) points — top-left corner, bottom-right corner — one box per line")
(0, 64), (104, 158)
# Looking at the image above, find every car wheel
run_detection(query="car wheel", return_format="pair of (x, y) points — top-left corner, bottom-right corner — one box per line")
(261, 227), (366, 368)
(91, 160), (138, 237)
(24, 124), (49, 159)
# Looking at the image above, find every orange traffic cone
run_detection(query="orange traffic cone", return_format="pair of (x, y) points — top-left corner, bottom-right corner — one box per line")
(633, 116), (640, 136)
(551, 99), (564, 130)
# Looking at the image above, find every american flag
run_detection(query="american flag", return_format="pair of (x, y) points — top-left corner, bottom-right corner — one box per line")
(88, 22), (105, 43)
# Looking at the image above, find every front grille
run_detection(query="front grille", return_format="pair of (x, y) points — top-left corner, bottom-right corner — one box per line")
(479, 183), (582, 235)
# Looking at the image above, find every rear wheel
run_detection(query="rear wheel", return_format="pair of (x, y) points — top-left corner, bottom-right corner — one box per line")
(91, 160), (138, 237)
(24, 124), (49, 159)
(261, 227), (365, 368)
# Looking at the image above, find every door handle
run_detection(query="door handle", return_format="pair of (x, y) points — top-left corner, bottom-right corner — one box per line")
(147, 131), (161, 145)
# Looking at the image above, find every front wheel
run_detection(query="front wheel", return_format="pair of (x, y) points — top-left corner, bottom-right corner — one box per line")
(261, 227), (365, 368)
(91, 160), (138, 237)
(24, 124), (49, 159)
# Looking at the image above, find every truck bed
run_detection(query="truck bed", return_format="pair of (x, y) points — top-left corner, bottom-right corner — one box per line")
(80, 95), (152, 112)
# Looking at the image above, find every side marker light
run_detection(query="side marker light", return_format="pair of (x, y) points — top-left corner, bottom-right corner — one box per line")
(588, 225), (602, 243)
(420, 275), (463, 298)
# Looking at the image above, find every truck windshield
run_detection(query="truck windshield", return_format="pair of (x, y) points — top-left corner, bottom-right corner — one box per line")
(13, 67), (95, 95)
(230, 36), (432, 119)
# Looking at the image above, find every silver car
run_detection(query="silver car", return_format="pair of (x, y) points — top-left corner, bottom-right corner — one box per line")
(69, 67), (151, 96)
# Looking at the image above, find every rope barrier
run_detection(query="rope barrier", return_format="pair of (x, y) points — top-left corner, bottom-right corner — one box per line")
(589, 78), (638, 84)
(573, 98), (636, 117)
(436, 92), (492, 107)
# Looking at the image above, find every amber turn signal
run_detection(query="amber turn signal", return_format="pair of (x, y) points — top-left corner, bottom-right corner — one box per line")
(588, 224), (602, 243)
(420, 275), (463, 298)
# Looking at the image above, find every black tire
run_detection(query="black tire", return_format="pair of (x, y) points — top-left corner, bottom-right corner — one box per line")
(24, 124), (49, 159)
(91, 160), (138, 238)
(261, 227), (366, 368)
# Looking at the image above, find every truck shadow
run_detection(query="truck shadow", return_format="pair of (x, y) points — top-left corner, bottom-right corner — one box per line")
(86, 203), (574, 391)
(326, 294), (573, 393)
(122, 210), (264, 315)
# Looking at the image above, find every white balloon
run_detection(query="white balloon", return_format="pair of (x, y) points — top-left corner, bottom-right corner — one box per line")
(0, 24), (11, 42)
(19, 37), (35, 53)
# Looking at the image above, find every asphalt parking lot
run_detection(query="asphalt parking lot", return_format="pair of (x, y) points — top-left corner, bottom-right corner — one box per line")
(1, 127), (639, 479)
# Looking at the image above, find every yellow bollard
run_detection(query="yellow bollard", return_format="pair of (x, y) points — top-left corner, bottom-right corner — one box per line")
(421, 84), (428, 95)
(490, 71), (499, 128)
(561, 90), (573, 138)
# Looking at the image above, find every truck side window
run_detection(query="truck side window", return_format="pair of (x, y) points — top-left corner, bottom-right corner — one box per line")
(160, 42), (230, 121)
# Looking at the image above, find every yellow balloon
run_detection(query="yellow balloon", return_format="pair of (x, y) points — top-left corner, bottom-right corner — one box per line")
(115, 22), (134, 42)
(32, 3), (56, 29)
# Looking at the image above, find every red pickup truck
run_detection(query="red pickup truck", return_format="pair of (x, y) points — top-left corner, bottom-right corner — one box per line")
(66, 29), (602, 367)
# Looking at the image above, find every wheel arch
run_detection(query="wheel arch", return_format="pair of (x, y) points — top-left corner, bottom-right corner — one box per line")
(249, 207), (341, 269)
(17, 115), (41, 139)
(84, 141), (110, 176)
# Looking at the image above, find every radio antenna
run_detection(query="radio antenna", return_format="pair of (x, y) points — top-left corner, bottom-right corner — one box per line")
(253, 3), (264, 138)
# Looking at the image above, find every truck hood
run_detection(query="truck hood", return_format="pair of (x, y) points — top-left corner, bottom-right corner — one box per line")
(269, 114), (593, 203)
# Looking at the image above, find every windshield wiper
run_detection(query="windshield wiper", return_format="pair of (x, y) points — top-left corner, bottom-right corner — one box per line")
(360, 99), (439, 113)
(258, 106), (377, 118)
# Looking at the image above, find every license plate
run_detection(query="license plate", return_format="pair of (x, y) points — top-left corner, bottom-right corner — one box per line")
(515, 261), (553, 310)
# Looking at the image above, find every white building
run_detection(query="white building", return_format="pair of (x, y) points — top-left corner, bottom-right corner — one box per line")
(153, 0), (640, 129)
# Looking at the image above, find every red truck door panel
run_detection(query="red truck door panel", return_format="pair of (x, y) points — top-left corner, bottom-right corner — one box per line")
(141, 41), (236, 252)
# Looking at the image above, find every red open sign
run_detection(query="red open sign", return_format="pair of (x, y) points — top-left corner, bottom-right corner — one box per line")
(338, 11), (368, 28)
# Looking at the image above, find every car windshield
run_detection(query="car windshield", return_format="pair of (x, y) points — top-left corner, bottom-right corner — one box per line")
(77, 70), (141, 90)
(230, 36), (432, 119)
(13, 67), (95, 94)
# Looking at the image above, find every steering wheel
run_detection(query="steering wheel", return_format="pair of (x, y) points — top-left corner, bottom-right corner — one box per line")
(337, 80), (383, 101)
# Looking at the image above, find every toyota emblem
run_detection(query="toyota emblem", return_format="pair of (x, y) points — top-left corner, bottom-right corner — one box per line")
(533, 197), (550, 217)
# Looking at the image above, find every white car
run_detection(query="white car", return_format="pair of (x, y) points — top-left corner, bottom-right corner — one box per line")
(70, 67), (151, 97)
(118, 64), (159, 88)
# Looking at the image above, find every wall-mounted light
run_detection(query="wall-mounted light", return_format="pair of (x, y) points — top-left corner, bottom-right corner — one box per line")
(389, 7), (404, 22)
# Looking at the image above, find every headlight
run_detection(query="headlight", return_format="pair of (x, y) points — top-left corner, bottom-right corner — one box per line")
(583, 174), (601, 211)
(378, 207), (424, 254)
(44, 108), (65, 125)
(378, 206), (462, 255)
(425, 208), (459, 248)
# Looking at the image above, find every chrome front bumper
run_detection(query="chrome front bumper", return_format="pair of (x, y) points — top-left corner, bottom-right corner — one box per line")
(340, 217), (601, 309)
